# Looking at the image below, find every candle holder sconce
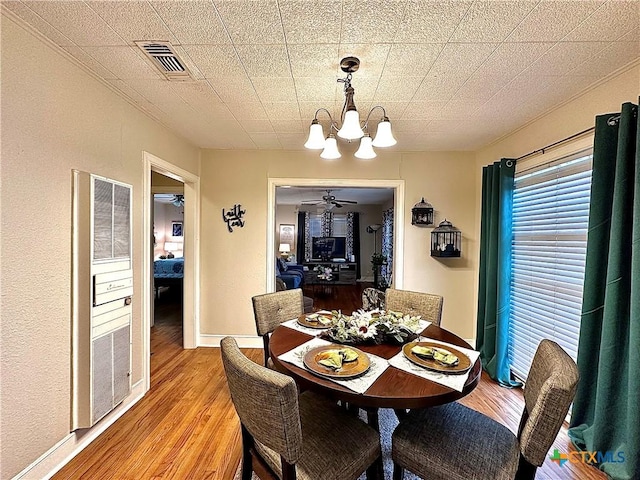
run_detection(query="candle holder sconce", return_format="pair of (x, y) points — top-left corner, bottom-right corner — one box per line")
(411, 197), (434, 226)
(431, 219), (461, 258)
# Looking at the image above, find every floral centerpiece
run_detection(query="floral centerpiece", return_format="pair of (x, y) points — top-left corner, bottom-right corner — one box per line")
(320, 309), (422, 345)
(314, 265), (333, 281)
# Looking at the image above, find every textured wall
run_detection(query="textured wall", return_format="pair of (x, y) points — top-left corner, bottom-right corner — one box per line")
(199, 149), (478, 338)
(0, 15), (199, 478)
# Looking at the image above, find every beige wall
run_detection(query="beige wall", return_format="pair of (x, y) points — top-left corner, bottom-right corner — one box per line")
(472, 64), (639, 342)
(0, 15), (199, 478)
(199, 149), (478, 339)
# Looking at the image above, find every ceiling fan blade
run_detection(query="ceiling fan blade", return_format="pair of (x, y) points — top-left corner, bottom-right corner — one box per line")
(333, 202), (344, 208)
(301, 200), (322, 205)
(334, 199), (357, 204)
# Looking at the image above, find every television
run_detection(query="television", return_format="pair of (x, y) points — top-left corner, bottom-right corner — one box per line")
(312, 236), (346, 261)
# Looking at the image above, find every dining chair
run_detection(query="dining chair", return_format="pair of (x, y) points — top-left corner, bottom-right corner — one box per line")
(384, 288), (443, 326)
(252, 289), (304, 368)
(220, 337), (382, 480)
(391, 339), (579, 480)
(362, 287), (386, 311)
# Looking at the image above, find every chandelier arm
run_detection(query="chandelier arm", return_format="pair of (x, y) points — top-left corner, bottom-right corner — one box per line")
(314, 108), (339, 132)
(362, 105), (388, 130)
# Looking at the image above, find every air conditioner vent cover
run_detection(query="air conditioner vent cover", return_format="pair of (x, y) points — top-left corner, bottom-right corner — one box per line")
(136, 41), (193, 81)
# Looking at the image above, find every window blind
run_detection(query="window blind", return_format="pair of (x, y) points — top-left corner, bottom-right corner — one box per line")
(509, 150), (592, 380)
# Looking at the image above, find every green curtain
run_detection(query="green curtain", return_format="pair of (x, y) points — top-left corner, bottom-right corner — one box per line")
(476, 158), (520, 386)
(569, 102), (639, 480)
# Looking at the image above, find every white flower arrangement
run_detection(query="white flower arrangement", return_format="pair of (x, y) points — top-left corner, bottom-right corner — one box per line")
(320, 309), (422, 345)
(314, 265), (333, 281)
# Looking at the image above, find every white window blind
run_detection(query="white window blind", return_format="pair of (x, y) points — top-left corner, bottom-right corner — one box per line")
(509, 150), (592, 380)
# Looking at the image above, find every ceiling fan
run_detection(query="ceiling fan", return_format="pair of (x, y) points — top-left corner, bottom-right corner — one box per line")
(301, 189), (358, 209)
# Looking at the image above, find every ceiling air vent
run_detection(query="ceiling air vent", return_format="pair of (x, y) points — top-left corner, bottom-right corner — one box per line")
(136, 41), (193, 81)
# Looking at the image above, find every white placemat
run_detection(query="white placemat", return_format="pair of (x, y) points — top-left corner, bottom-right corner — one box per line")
(413, 319), (432, 334)
(278, 338), (389, 394)
(281, 318), (324, 336)
(388, 338), (480, 392)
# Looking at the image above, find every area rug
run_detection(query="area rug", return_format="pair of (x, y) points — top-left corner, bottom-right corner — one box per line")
(232, 408), (420, 479)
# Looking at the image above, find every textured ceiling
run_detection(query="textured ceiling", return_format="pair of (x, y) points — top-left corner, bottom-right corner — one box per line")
(3, 0), (639, 151)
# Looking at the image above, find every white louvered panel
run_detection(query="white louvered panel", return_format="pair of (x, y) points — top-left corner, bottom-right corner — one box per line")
(508, 150), (592, 380)
(93, 179), (113, 260)
(72, 171), (133, 430)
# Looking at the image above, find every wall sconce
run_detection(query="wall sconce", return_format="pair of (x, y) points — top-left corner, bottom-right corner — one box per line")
(431, 219), (461, 258)
(411, 198), (434, 226)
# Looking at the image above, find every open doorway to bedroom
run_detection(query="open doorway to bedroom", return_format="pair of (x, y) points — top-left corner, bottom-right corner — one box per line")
(151, 172), (185, 349)
(270, 179), (405, 313)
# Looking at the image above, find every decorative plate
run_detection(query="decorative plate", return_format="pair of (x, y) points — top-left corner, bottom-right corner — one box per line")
(303, 345), (371, 379)
(402, 341), (472, 375)
(297, 313), (335, 329)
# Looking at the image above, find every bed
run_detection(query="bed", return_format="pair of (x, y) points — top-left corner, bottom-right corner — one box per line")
(154, 257), (184, 298)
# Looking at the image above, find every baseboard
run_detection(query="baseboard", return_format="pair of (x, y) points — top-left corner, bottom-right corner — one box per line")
(15, 380), (146, 480)
(199, 334), (263, 349)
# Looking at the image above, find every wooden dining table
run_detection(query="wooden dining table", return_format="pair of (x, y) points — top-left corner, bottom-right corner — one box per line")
(269, 321), (482, 428)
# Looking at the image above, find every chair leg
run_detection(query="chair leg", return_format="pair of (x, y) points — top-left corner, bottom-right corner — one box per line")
(240, 425), (254, 480)
(515, 455), (537, 480)
(392, 462), (404, 480)
(366, 454), (384, 480)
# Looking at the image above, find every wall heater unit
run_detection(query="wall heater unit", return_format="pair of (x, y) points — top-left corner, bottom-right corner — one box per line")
(72, 171), (133, 430)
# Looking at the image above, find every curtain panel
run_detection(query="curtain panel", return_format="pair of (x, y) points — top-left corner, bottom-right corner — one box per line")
(568, 102), (639, 480)
(381, 208), (394, 287)
(476, 158), (520, 387)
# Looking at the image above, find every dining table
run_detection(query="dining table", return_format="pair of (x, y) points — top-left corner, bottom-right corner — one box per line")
(269, 312), (483, 432)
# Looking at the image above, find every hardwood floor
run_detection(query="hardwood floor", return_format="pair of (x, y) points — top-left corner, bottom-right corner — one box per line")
(53, 286), (605, 480)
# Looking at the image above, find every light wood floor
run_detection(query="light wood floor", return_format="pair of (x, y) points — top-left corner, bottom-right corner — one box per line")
(53, 287), (606, 480)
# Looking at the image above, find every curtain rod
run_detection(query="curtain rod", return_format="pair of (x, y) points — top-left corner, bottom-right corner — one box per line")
(514, 126), (595, 162)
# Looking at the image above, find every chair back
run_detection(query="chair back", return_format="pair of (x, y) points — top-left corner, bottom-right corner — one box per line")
(518, 339), (579, 466)
(252, 289), (304, 337)
(362, 287), (386, 311)
(220, 337), (303, 464)
(385, 288), (444, 326)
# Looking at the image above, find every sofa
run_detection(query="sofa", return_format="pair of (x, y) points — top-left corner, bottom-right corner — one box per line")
(275, 258), (305, 289)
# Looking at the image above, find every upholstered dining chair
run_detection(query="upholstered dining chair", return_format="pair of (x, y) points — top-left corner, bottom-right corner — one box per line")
(384, 288), (444, 326)
(220, 337), (382, 480)
(252, 289), (304, 368)
(391, 339), (579, 480)
(362, 287), (386, 311)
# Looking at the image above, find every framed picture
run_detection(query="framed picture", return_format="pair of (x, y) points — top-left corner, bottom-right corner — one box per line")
(279, 224), (295, 245)
(172, 221), (183, 237)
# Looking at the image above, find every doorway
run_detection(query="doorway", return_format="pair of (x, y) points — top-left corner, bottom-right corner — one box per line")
(142, 151), (200, 393)
(268, 179), (405, 305)
(152, 180), (185, 349)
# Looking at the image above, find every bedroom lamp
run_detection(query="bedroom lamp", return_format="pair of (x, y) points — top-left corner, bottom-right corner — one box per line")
(304, 56), (396, 159)
(164, 241), (179, 258)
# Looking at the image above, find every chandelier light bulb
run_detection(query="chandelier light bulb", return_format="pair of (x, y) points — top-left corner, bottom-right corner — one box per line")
(354, 135), (376, 159)
(320, 135), (341, 159)
(337, 110), (364, 140)
(372, 117), (397, 147)
(304, 120), (326, 149)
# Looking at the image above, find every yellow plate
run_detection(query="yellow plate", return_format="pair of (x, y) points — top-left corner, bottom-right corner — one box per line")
(402, 341), (472, 375)
(303, 345), (371, 379)
(297, 313), (335, 329)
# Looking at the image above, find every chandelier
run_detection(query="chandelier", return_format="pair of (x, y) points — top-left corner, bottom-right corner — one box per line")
(304, 56), (397, 160)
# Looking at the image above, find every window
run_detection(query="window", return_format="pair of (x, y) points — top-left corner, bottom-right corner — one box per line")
(508, 149), (592, 380)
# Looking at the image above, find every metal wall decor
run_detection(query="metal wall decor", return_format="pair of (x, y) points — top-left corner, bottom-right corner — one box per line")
(222, 204), (246, 232)
(431, 219), (461, 258)
(411, 197), (434, 226)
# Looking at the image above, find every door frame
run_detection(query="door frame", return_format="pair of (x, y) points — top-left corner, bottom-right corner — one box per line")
(267, 178), (405, 292)
(142, 151), (200, 391)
